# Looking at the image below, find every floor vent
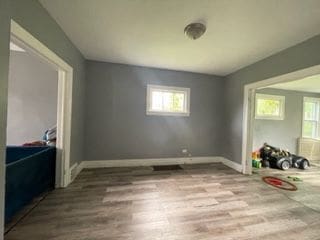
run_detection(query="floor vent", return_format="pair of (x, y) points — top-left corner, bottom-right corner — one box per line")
(152, 165), (183, 171)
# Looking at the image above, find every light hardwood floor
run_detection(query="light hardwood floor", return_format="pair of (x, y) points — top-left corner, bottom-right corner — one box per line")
(5, 163), (320, 240)
(254, 165), (320, 212)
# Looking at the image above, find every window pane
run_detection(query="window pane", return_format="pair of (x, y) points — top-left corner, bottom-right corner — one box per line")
(304, 102), (317, 120)
(162, 92), (173, 111)
(303, 121), (317, 138)
(172, 93), (184, 112)
(152, 91), (185, 112)
(147, 85), (190, 116)
(257, 99), (280, 116)
(151, 91), (163, 110)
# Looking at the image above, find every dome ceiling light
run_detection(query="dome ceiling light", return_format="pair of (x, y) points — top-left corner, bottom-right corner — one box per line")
(184, 22), (206, 40)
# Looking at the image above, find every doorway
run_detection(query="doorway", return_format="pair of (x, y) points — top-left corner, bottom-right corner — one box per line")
(9, 20), (73, 188)
(3, 19), (74, 234)
(1, 20), (73, 231)
(242, 69), (320, 214)
(242, 64), (320, 174)
(1, 20), (74, 237)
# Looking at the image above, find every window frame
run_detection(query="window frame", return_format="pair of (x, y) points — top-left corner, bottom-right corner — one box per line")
(146, 84), (190, 117)
(255, 93), (285, 120)
(302, 97), (320, 139)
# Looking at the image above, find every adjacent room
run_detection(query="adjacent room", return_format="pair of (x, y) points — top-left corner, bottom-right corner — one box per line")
(5, 40), (58, 230)
(252, 76), (320, 168)
(1, 0), (320, 240)
(7, 41), (58, 147)
(250, 76), (320, 212)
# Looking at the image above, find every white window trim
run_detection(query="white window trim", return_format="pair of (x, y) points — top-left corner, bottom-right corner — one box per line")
(255, 93), (285, 120)
(302, 97), (320, 140)
(146, 84), (190, 117)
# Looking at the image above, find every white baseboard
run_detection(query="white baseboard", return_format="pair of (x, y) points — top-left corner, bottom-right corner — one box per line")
(220, 158), (243, 173)
(79, 156), (243, 173)
(81, 156), (221, 168)
(68, 162), (83, 183)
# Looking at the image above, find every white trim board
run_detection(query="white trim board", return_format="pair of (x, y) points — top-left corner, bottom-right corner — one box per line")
(76, 156), (242, 174)
(69, 162), (83, 182)
(221, 158), (243, 172)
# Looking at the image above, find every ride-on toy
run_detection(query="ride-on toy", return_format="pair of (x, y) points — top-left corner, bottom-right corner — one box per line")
(259, 143), (310, 170)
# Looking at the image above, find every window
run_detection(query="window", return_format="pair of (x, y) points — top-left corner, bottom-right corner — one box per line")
(255, 94), (285, 120)
(303, 97), (320, 139)
(146, 85), (190, 116)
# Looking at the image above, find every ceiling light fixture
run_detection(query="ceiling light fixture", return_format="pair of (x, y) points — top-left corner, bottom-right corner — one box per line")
(184, 22), (206, 40)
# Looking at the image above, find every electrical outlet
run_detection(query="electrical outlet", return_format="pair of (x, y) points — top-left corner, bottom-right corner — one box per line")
(182, 149), (188, 154)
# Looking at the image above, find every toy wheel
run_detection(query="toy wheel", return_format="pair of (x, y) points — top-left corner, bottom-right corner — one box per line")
(300, 159), (309, 170)
(280, 160), (290, 170)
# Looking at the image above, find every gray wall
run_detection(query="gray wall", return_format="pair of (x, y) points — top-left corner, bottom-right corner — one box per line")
(0, 0), (86, 236)
(9, 0), (87, 165)
(253, 88), (320, 153)
(0, 0), (10, 237)
(7, 51), (58, 145)
(85, 61), (224, 160)
(223, 34), (320, 163)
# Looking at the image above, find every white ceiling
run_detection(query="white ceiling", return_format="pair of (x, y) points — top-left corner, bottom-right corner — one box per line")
(270, 75), (320, 93)
(39, 0), (320, 76)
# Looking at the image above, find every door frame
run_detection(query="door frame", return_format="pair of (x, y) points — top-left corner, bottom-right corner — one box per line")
(10, 20), (73, 187)
(242, 64), (320, 174)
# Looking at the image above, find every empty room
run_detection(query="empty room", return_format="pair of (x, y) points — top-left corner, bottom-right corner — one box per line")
(1, 0), (320, 239)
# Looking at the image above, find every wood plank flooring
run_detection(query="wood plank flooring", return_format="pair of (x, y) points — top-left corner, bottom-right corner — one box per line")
(254, 165), (320, 212)
(5, 163), (320, 240)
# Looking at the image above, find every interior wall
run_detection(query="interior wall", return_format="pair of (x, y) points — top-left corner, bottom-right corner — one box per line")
(7, 51), (58, 145)
(0, 0), (86, 237)
(85, 61), (224, 160)
(0, 0), (11, 237)
(253, 88), (320, 153)
(223, 34), (320, 163)
(10, 0), (87, 165)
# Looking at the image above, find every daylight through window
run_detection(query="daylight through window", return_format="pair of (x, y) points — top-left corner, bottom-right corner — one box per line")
(255, 94), (285, 120)
(147, 85), (190, 116)
(303, 97), (320, 139)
